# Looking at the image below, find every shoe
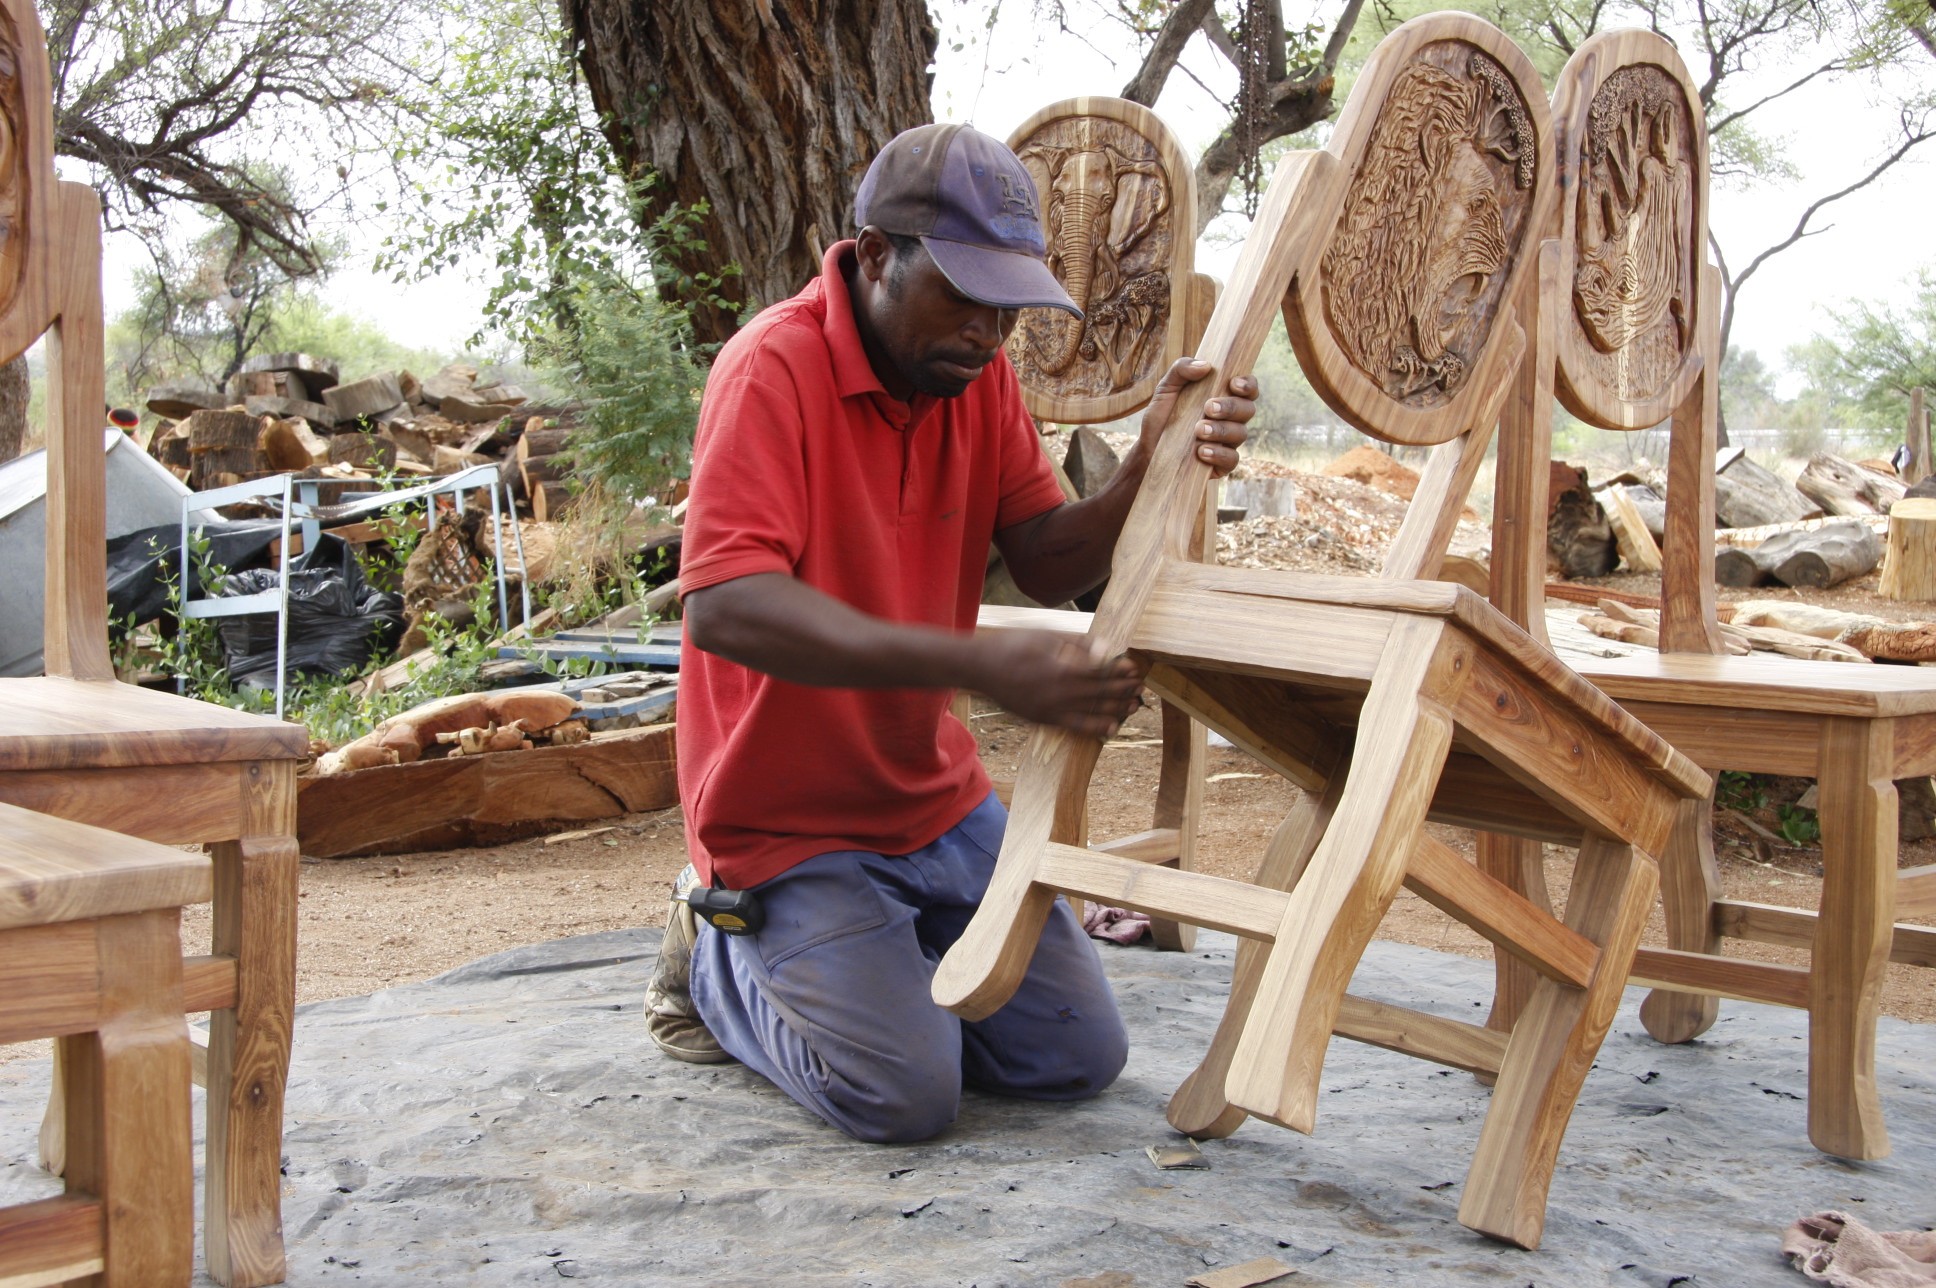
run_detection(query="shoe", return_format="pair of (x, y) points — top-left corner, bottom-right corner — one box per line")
(646, 864), (736, 1064)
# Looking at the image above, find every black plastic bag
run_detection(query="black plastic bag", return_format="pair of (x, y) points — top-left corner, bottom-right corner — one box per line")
(213, 535), (404, 687)
(106, 520), (287, 628)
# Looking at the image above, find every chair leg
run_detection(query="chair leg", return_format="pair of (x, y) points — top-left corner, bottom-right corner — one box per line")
(1147, 700), (1205, 953)
(1639, 794), (1723, 1044)
(1458, 832), (1656, 1250)
(62, 910), (195, 1287)
(934, 727), (1102, 1020)
(1226, 624), (1459, 1132)
(1167, 771), (1346, 1138)
(1808, 718), (1895, 1161)
(204, 762), (298, 1288)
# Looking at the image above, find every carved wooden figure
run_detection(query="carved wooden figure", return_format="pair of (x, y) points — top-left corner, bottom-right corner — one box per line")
(935, 15), (1710, 1249)
(0, 0), (304, 1280)
(1484, 28), (1936, 1163)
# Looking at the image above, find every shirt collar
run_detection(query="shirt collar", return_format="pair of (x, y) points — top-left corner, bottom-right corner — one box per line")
(819, 239), (939, 429)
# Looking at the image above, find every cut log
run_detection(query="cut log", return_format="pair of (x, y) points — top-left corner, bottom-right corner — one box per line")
(433, 445), (493, 474)
(398, 370), (422, 405)
(532, 479), (573, 522)
(298, 722), (675, 858)
(473, 383), (528, 406)
(1714, 546), (1764, 588)
(328, 431), (399, 473)
(1715, 512), (1889, 548)
(439, 393), (518, 424)
(418, 362), (479, 408)
(520, 455), (567, 489)
(517, 426), (571, 460)
(1713, 447), (1818, 528)
(1547, 465), (1616, 579)
(145, 385), (226, 419)
(1796, 452), (1907, 517)
(388, 423), (436, 464)
(1759, 521), (1882, 589)
(260, 417), (329, 470)
(241, 351), (340, 399)
(322, 372), (406, 422)
(1881, 497), (1936, 601)
(184, 407), (264, 488)
(1598, 483), (1662, 573)
(1062, 426), (1122, 499)
(1908, 387), (1930, 487)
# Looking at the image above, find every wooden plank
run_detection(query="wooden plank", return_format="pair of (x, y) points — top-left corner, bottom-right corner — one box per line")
(1600, 483), (1663, 573)
(297, 723), (678, 858)
(1039, 843), (1288, 940)
(1713, 899), (1936, 968)
(183, 954), (239, 1013)
(0, 762), (247, 847)
(1577, 652), (1936, 720)
(504, 640), (681, 668)
(1134, 577), (1391, 685)
(1090, 828), (1181, 864)
(1898, 865), (1936, 923)
(0, 921), (99, 1044)
(0, 679), (306, 772)
(1404, 833), (1598, 988)
(1608, 700), (1823, 778)
(1630, 947), (1810, 1009)
(0, 802), (212, 929)
(0, 1196), (104, 1287)
(1334, 993), (1508, 1078)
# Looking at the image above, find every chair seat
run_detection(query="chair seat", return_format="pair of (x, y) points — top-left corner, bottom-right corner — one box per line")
(0, 678), (307, 772)
(1573, 650), (1936, 718)
(0, 800), (211, 928)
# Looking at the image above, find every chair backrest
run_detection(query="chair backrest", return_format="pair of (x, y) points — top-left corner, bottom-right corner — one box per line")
(1085, 12), (1553, 652)
(0, 0), (110, 679)
(1523, 30), (1724, 654)
(1004, 97), (1202, 426)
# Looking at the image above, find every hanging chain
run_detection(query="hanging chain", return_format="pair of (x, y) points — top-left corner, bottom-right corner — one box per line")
(1234, 0), (1273, 218)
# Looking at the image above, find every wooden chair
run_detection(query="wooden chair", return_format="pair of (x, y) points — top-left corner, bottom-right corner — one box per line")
(932, 14), (1711, 1249)
(0, 802), (211, 1287)
(1485, 28), (1936, 1163)
(0, 1), (307, 1281)
(981, 95), (1221, 951)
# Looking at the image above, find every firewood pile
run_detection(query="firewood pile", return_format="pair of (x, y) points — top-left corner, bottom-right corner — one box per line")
(141, 352), (582, 519)
(1215, 458), (1491, 577)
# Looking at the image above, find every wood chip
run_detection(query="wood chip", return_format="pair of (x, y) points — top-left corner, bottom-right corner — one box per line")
(1207, 771), (1265, 782)
(543, 826), (617, 846)
(1184, 1257), (1296, 1288)
(1146, 1139), (1209, 1170)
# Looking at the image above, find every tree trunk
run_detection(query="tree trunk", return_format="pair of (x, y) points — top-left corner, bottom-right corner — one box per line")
(0, 355), (29, 463)
(566, 0), (937, 350)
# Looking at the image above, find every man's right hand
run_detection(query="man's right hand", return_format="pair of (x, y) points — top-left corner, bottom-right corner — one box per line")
(967, 629), (1145, 740)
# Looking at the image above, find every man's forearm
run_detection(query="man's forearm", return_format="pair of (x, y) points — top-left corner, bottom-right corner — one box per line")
(684, 573), (982, 690)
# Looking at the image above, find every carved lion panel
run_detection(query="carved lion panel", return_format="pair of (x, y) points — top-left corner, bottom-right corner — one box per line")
(1319, 41), (1537, 410)
(0, 9), (24, 320)
(1569, 64), (1697, 403)
(1004, 112), (1180, 407)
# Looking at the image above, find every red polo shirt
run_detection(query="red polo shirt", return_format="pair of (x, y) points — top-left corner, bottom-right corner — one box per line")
(676, 240), (1066, 890)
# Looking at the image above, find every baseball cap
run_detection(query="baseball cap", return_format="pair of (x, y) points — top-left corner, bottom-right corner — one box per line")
(855, 123), (1082, 318)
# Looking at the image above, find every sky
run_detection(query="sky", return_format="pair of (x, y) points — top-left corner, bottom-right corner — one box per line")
(98, 2), (1934, 380)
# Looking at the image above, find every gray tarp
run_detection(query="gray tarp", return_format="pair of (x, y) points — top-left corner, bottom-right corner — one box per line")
(3, 930), (1931, 1286)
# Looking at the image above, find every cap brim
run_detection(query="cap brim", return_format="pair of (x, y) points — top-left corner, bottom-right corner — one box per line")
(923, 237), (1083, 318)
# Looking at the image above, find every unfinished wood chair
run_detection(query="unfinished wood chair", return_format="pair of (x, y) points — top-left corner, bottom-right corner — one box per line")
(932, 14), (1711, 1249)
(1484, 28), (1936, 1163)
(0, 802), (210, 1287)
(0, 1), (306, 1282)
(979, 95), (1221, 950)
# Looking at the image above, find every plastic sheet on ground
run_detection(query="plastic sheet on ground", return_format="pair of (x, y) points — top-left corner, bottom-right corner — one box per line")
(2, 933), (1931, 1286)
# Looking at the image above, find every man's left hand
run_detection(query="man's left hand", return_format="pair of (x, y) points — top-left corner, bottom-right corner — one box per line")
(1138, 357), (1258, 479)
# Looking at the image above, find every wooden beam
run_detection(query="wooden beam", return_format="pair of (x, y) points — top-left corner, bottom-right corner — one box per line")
(1404, 833), (1598, 988)
(182, 954), (238, 1013)
(1040, 842), (1288, 940)
(0, 1195), (104, 1287)
(1334, 993), (1508, 1077)
(1630, 947), (1810, 1009)
(1715, 898), (1936, 969)
(1091, 828), (1181, 864)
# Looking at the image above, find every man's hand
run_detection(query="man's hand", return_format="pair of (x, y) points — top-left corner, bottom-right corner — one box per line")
(966, 629), (1145, 740)
(1139, 357), (1258, 479)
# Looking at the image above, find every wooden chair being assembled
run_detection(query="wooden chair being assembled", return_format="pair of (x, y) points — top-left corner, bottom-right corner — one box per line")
(981, 95), (1221, 951)
(0, 0), (305, 1281)
(1484, 29), (1936, 1163)
(932, 14), (1710, 1249)
(0, 802), (209, 1287)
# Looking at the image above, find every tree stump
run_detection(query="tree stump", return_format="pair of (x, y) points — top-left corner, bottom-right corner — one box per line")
(1881, 498), (1936, 601)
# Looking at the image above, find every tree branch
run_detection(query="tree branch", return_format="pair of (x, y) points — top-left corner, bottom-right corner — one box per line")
(1118, 0), (1217, 106)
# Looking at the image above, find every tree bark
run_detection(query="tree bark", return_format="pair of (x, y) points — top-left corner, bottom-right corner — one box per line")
(0, 355), (28, 463)
(565, 0), (937, 349)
